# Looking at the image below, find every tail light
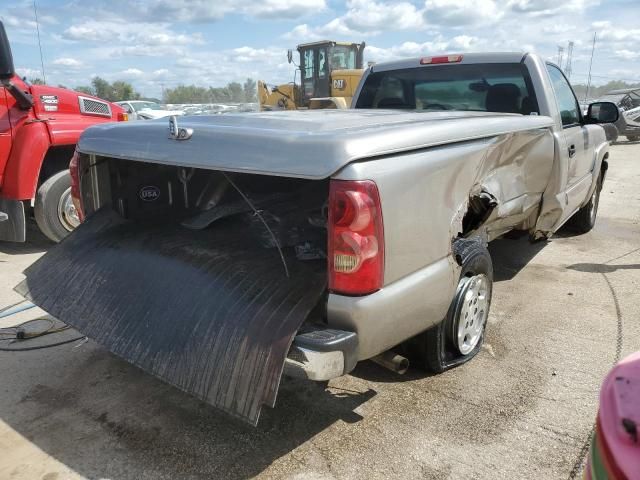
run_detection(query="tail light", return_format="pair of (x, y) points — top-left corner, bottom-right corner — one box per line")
(117, 112), (128, 122)
(328, 180), (384, 295)
(69, 151), (85, 222)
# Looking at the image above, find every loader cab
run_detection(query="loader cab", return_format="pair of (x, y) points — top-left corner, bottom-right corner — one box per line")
(297, 41), (365, 105)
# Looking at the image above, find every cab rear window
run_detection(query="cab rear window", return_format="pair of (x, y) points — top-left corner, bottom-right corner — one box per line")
(355, 63), (539, 115)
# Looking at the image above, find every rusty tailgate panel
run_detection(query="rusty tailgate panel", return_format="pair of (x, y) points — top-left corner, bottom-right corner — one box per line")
(16, 209), (326, 425)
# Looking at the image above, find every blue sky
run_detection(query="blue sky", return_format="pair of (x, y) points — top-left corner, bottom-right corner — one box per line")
(1, 0), (639, 98)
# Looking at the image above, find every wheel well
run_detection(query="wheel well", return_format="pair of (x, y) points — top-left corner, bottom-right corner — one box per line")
(38, 145), (75, 186)
(601, 154), (609, 182)
(460, 191), (498, 236)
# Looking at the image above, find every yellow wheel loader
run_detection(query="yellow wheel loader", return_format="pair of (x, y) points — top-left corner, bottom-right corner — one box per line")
(258, 40), (365, 111)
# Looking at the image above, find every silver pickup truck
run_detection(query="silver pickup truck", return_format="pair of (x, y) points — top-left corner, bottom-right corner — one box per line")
(17, 52), (619, 424)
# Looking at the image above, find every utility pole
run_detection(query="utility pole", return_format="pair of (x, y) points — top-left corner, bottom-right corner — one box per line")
(33, 0), (46, 83)
(585, 32), (597, 102)
(565, 41), (574, 80)
(557, 46), (564, 68)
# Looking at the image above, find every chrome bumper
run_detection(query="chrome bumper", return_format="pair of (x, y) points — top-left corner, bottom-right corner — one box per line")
(284, 327), (358, 381)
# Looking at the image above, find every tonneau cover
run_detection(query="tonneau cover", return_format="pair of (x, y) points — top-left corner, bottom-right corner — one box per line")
(78, 109), (554, 179)
(16, 209), (326, 424)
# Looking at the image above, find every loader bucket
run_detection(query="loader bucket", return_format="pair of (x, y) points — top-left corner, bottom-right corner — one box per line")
(16, 209), (326, 425)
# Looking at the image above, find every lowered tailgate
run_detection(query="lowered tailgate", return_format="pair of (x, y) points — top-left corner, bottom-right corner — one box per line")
(16, 208), (326, 424)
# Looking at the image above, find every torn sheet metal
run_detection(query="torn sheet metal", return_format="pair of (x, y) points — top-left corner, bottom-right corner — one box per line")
(16, 209), (326, 425)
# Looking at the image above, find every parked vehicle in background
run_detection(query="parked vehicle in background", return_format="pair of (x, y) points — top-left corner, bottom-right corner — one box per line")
(0, 22), (127, 243)
(18, 52), (619, 425)
(115, 100), (184, 120)
(584, 351), (640, 479)
(598, 88), (640, 141)
(258, 40), (366, 110)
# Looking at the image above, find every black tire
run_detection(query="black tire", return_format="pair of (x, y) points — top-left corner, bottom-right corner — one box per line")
(564, 173), (602, 234)
(34, 170), (78, 242)
(417, 237), (493, 373)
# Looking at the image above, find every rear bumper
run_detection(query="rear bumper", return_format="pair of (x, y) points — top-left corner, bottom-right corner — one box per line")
(0, 198), (26, 242)
(284, 327), (358, 381)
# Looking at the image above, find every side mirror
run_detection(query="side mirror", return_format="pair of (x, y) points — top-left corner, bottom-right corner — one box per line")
(0, 22), (15, 82)
(586, 101), (619, 124)
(287, 49), (293, 64)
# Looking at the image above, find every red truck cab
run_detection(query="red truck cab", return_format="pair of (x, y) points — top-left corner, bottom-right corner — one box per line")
(0, 22), (126, 242)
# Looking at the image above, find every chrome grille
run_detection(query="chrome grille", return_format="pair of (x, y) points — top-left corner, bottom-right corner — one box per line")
(78, 96), (112, 117)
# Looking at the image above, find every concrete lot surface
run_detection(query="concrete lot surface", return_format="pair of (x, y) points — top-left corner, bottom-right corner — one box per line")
(0, 142), (639, 480)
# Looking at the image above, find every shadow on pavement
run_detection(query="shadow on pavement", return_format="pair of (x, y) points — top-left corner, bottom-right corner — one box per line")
(567, 262), (640, 273)
(0, 221), (53, 256)
(488, 235), (547, 282)
(0, 346), (375, 479)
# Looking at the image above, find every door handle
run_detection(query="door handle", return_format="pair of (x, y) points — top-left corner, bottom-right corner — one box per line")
(568, 144), (576, 158)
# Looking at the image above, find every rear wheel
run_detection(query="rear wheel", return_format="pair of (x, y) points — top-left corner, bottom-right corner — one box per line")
(565, 173), (602, 234)
(417, 238), (493, 373)
(34, 170), (81, 242)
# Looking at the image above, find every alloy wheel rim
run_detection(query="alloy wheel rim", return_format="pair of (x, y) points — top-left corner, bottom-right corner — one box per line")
(456, 274), (489, 355)
(57, 187), (80, 231)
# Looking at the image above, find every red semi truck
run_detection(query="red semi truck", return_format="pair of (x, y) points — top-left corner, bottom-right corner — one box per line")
(0, 21), (127, 242)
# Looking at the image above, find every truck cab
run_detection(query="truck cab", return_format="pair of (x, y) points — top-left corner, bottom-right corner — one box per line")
(0, 22), (127, 243)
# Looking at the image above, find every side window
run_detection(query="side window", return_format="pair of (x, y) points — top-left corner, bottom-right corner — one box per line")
(303, 49), (315, 80)
(546, 65), (580, 127)
(122, 104), (133, 114)
(318, 49), (327, 78)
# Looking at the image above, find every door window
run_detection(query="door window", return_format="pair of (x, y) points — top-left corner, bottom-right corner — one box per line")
(546, 65), (580, 127)
(303, 49), (315, 80)
(318, 49), (327, 79)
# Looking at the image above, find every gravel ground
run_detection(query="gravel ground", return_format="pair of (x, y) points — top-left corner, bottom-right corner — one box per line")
(0, 141), (638, 480)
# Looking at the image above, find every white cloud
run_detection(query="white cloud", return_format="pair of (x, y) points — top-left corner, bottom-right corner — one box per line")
(424, 0), (503, 25)
(508, 0), (597, 16)
(52, 57), (83, 67)
(120, 68), (144, 78)
(614, 49), (640, 61)
(68, 0), (325, 22)
(63, 20), (204, 46)
(366, 35), (480, 63)
(15, 67), (43, 79)
(285, 0), (425, 39)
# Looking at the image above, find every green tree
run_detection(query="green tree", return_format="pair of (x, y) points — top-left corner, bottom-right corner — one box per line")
(74, 86), (94, 95)
(163, 79), (259, 104)
(91, 77), (113, 100)
(572, 80), (640, 101)
(243, 78), (256, 102)
(112, 80), (140, 101)
(227, 82), (244, 102)
(30, 78), (45, 85)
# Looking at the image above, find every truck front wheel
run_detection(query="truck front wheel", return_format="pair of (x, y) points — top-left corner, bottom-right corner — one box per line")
(417, 238), (493, 373)
(34, 170), (81, 242)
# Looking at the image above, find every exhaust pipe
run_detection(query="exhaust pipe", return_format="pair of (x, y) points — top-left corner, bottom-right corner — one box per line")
(371, 351), (409, 374)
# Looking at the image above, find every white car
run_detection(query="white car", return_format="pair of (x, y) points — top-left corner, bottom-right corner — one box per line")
(115, 101), (184, 121)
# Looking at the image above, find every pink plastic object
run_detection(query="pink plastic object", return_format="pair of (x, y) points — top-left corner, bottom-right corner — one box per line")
(599, 351), (640, 479)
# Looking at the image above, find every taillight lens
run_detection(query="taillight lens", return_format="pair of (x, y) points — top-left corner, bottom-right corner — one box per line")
(69, 151), (85, 222)
(117, 112), (128, 121)
(329, 180), (384, 295)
